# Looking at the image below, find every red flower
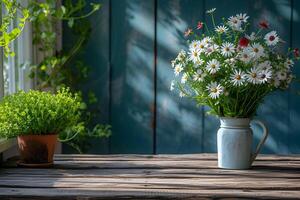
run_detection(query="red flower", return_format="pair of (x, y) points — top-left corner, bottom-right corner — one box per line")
(259, 20), (269, 29)
(184, 28), (193, 37)
(239, 37), (250, 47)
(294, 48), (300, 58)
(197, 21), (203, 30)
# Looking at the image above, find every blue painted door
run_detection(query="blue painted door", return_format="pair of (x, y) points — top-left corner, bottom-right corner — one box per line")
(64, 0), (300, 154)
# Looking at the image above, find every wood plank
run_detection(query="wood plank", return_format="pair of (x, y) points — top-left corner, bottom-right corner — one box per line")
(1, 167), (299, 179)
(0, 188), (300, 199)
(1, 154), (300, 199)
(54, 153), (300, 161)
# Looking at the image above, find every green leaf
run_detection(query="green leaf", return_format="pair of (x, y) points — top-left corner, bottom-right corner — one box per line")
(68, 18), (74, 28)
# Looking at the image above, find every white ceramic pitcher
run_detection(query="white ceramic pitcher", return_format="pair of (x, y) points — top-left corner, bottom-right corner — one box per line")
(217, 117), (268, 169)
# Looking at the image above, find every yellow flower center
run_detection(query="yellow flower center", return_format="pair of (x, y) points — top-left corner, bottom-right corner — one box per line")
(211, 88), (218, 93)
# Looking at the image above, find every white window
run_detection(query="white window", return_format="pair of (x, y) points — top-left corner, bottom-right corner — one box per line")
(1, 0), (32, 99)
(0, 1), (33, 156)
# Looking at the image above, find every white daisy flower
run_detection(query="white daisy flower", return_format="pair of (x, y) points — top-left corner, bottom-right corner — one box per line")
(179, 91), (186, 97)
(239, 48), (253, 63)
(273, 77), (281, 88)
(221, 42), (235, 57)
(206, 44), (219, 55)
(224, 58), (236, 66)
(174, 64), (183, 76)
(251, 43), (265, 59)
(202, 36), (212, 46)
(215, 25), (228, 34)
(229, 58), (236, 64)
(264, 31), (280, 46)
(206, 8), (216, 14)
(286, 74), (293, 84)
(188, 49), (201, 64)
(246, 32), (256, 41)
(211, 44), (219, 51)
(181, 73), (188, 84)
(206, 82), (223, 99)
(170, 80), (175, 91)
(196, 69), (203, 74)
(197, 40), (208, 53)
(193, 70), (206, 81)
(231, 69), (246, 86)
(284, 59), (294, 69)
(171, 60), (176, 68)
(177, 50), (186, 62)
(206, 59), (220, 74)
(257, 61), (272, 71)
(194, 59), (205, 67)
(236, 13), (249, 23)
(189, 41), (200, 51)
(260, 69), (272, 83)
(276, 71), (287, 81)
(228, 16), (242, 31)
(247, 67), (262, 84)
(205, 47), (214, 56)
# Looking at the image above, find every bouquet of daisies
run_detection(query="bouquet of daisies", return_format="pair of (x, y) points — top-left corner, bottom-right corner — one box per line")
(171, 8), (299, 118)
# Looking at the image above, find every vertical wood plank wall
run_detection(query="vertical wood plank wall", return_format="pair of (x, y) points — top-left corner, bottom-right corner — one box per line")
(64, 0), (300, 154)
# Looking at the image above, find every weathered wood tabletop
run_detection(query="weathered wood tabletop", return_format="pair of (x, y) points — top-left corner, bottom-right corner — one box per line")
(0, 154), (300, 199)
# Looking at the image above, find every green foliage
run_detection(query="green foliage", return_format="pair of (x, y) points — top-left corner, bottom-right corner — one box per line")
(0, 88), (82, 138)
(0, 0), (29, 56)
(60, 124), (111, 154)
(27, 0), (110, 153)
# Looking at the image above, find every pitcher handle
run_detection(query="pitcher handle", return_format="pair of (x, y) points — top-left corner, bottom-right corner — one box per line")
(250, 119), (269, 164)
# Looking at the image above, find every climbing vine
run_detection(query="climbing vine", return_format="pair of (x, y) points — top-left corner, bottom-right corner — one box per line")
(0, 0), (29, 56)
(27, 0), (111, 153)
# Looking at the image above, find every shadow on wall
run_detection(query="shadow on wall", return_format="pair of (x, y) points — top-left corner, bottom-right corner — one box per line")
(156, 0), (205, 154)
(79, 0), (300, 154)
(110, 0), (155, 153)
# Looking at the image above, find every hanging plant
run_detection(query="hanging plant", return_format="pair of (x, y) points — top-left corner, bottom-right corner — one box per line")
(27, 0), (111, 153)
(0, 0), (29, 56)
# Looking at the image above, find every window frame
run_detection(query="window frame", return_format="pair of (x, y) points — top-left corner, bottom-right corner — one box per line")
(0, 0), (32, 155)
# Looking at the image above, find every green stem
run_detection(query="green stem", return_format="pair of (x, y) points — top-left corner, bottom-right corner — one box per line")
(60, 7), (99, 20)
(235, 88), (240, 114)
(239, 86), (258, 116)
(211, 14), (216, 29)
(58, 129), (80, 142)
(203, 23), (211, 36)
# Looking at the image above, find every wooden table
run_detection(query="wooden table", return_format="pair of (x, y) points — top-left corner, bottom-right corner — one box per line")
(0, 154), (300, 199)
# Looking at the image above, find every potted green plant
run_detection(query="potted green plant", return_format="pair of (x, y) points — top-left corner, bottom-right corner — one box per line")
(0, 88), (82, 167)
(170, 8), (299, 169)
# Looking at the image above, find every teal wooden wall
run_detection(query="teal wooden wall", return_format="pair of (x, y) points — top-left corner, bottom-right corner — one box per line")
(63, 0), (300, 154)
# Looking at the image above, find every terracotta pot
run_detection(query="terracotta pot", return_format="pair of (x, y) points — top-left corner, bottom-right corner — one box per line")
(17, 134), (58, 166)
